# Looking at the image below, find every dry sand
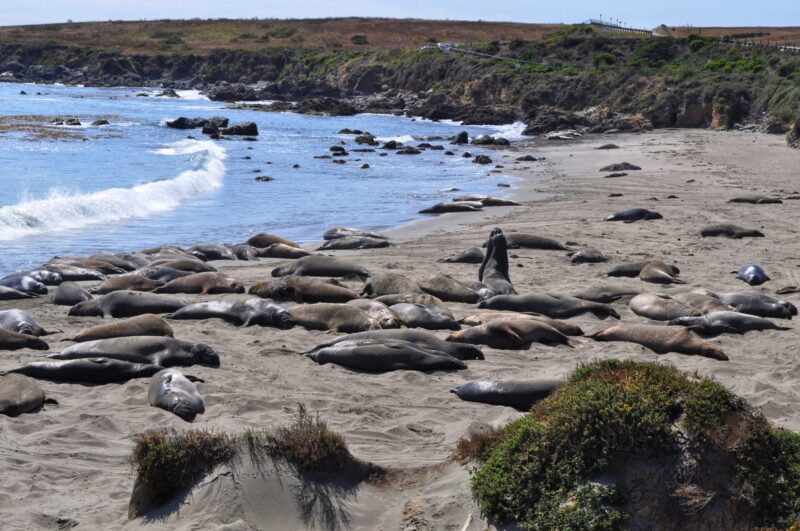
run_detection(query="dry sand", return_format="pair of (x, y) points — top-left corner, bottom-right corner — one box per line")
(1, 128), (799, 530)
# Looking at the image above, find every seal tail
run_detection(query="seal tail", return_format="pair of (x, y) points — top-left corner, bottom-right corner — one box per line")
(588, 304), (620, 320)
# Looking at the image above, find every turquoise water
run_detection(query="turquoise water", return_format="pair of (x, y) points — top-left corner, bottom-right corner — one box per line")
(0, 82), (520, 274)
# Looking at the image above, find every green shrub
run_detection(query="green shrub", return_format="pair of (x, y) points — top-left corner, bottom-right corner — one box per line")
(593, 52), (617, 67)
(351, 34), (369, 46)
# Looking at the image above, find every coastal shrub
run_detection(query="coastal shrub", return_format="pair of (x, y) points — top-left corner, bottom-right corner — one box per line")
(592, 52), (617, 68)
(351, 34), (369, 46)
(268, 25), (297, 39)
(468, 359), (800, 530)
(778, 62), (797, 77)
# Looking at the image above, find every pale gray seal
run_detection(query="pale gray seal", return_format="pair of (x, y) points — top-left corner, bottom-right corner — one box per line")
(360, 272), (420, 297)
(669, 311), (790, 335)
(475, 228), (515, 299)
(491, 233), (568, 251)
(153, 272), (244, 295)
(87, 254), (138, 271)
(147, 259), (216, 273)
(671, 292), (732, 314)
(569, 248), (607, 264)
(250, 276), (358, 303)
(0, 309), (49, 336)
(9, 358), (165, 383)
(728, 195), (782, 204)
(68, 291), (186, 318)
(0, 274), (47, 295)
(227, 244), (259, 261)
(700, 224), (765, 238)
(571, 285), (640, 303)
(317, 236), (391, 250)
(65, 314), (174, 342)
(695, 290), (796, 319)
(23, 270), (63, 285)
(90, 275), (165, 295)
(307, 329), (484, 360)
(607, 261), (680, 278)
(246, 233), (300, 249)
(389, 303), (460, 330)
(440, 247), (484, 264)
(0, 286), (36, 301)
(589, 324), (727, 360)
(167, 299), (294, 328)
(47, 336), (220, 368)
(148, 368), (205, 422)
(272, 255), (370, 278)
(134, 266), (192, 283)
(604, 208), (662, 222)
(451, 379), (561, 410)
(40, 264), (106, 281)
(735, 264), (770, 286)
(458, 311), (584, 336)
(639, 261), (683, 284)
(323, 227), (387, 240)
(51, 281), (93, 306)
(446, 320), (572, 349)
(479, 294), (620, 319)
(419, 202), (482, 214)
(629, 293), (700, 321)
(419, 273), (479, 303)
(256, 243), (310, 259)
(0, 329), (48, 350)
(0, 374), (51, 416)
(305, 339), (467, 372)
(290, 303), (378, 332)
(189, 244), (237, 261)
(345, 299), (400, 328)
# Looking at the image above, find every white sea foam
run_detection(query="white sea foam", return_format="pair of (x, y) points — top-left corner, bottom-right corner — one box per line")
(0, 139), (226, 240)
(175, 89), (210, 101)
(375, 134), (418, 144)
(489, 121), (528, 140)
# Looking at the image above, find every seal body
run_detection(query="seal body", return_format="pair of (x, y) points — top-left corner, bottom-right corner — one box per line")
(0, 274), (47, 295)
(0, 329), (48, 350)
(360, 272), (419, 297)
(66, 314), (174, 342)
(0, 286), (35, 301)
(476, 228), (515, 298)
(669, 311), (788, 334)
(604, 208), (662, 222)
(572, 285), (639, 303)
(590, 324), (727, 360)
(148, 368), (205, 422)
(608, 261), (680, 278)
(0, 374), (48, 416)
(390, 303), (460, 330)
(189, 244), (236, 261)
(700, 224), (764, 238)
(697, 290), (796, 319)
(346, 299), (399, 328)
(246, 233), (300, 249)
(256, 243), (310, 259)
(290, 303), (378, 333)
(570, 248), (607, 264)
(48, 336), (220, 367)
(68, 291), (186, 318)
(419, 274), (479, 303)
(272, 255), (370, 278)
(479, 294), (620, 319)
(639, 261), (683, 284)
(629, 293), (700, 321)
(440, 247), (484, 264)
(323, 227), (387, 241)
(250, 276), (357, 303)
(153, 272), (244, 295)
(305, 339), (467, 372)
(501, 233), (568, 250)
(451, 379), (560, 410)
(0, 309), (48, 336)
(90, 275), (165, 295)
(736, 264), (770, 286)
(318, 236), (391, 250)
(147, 259), (216, 273)
(446, 320), (571, 349)
(309, 329), (484, 361)
(52, 282), (93, 306)
(167, 300), (293, 329)
(10, 358), (163, 383)
(459, 311), (584, 336)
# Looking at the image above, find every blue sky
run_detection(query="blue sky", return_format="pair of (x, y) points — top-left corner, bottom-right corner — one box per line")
(2, 1), (797, 28)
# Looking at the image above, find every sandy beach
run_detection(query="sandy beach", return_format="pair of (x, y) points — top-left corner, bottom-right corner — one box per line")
(1, 127), (799, 530)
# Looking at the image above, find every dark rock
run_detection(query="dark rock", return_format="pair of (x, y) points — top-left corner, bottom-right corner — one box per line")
(338, 128), (363, 135)
(599, 162), (641, 172)
(330, 146), (346, 153)
(64, 118), (81, 126)
(397, 147), (421, 155)
(604, 172), (628, 178)
(473, 155), (492, 165)
(91, 119), (109, 126)
(295, 97), (357, 116)
(333, 159), (346, 164)
(596, 143), (619, 150)
(361, 164), (370, 169)
(221, 122), (258, 136)
(452, 131), (469, 144)
(156, 88), (180, 98)
(462, 152), (472, 158)
(444, 151), (455, 155)
(516, 155), (537, 162)
(355, 134), (377, 146)
(381, 140), (398, 150)
(255, 176), (273, 182)
(166, 117), (194, 129)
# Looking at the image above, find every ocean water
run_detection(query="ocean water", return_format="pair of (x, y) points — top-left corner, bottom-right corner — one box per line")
(0, 82), (520, 275)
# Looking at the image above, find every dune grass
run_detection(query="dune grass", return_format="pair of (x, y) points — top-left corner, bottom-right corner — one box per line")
(465, 359), (800, 530)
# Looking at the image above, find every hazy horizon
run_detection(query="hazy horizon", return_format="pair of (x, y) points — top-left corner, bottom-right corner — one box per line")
(2, 0), (798, 29)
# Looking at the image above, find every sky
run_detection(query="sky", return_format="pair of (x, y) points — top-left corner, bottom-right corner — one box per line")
(1, 0), (798, 28)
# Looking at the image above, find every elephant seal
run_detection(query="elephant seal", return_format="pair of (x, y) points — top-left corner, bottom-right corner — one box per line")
(419, 274), (479, 303)
(571, 285), (640, 303)
(153, 272), (244, 295)
(728, 195), (782, 204)
(629, 293), (700, 321)
(250, 276), (358, 303)
(570, 248), (607, 264)
(608, 261), (680, 278)
(256, 243), (310, 259)
(148, 368), (205, 422)
(134, 266), (192, 283)
(66, 314), (174, 342)
(114, 253), (153, 268)
(140, 246), (195, 257)
(640, 261), (684, 284)
(0, 374), (50, 416)
(48, 258), (124, 275)
(700, 224), (764, 238)
(459, 311), (584, 336)
(40, 264), (105, 282)
(305, 339), (467, 372)
(272, 255), (370, 278)
(308, 329), (484, 360)
(604, 208), (662, 222)
(476, 228), (516, 298)
(9, 358), (165, 383)
(446, 320), (572, 349)
(479, 294), (620, 319)
(736, 264), (770, 286)
(226, 244), (259, 261)
(318, 236), (391, 250)
(360, 272), (420, 297)
(0, 329), (48, 350)
(0, 286), (35, 301)
(88, 254), (138, 271)
(440, 247), (484, 264)
(167, 299), (293, 329)
(290, 303), (378, 333)
(48, 336), (220, 368)
(0, 274), (47, 295)
(589, 324), (727, 360)
(246, 233), (300, 249)
(147, 259), (216, 273)
(669, 311), (790, 335)
(390, 303), (460, 330)
(671, 292), (732, 314)
(90, 276), (165, 295)
(52, 282), (93, 306)
(696, 290), (796, 319)
(323, 227), (387, 240)
(23, 270), (64, 285)
(346, 299), (400, 328)
(489, 233), (568, 251)
(419, 202), (482, 214)
(0, 310), (49, 336)
(451, 379), (561, 411)
(375, 293), (455, 320)
(189, 244), (237, 261)
(68, 291), (186, 318)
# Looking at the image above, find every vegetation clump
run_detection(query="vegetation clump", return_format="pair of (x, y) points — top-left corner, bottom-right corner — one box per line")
(465, 360), (800, 530)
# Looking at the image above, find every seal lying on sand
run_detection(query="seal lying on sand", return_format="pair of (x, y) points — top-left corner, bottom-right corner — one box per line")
(604, 208), (662, 222)
(148, 368), (205, 422)
(68, 291), (186, 318)
(419, 273), (479, 303)
(317, 236), (391, 250)
(728, 195), (782, 204)
(305, 339), (467, 372)
(290, 303), (378, 333)
(669, 311), (789, 335)
(246, 233), (300, 249)
(40, 264), (105, 282)
(569, 248), (607, 264)
(323, 227), (387, 241)
(671, 292), (732, 314)
(629, 293), (700, 321)
(0, 309), (49, 336)
(451, 379), (561, 410)
(51, 282), (93, 306)
(419, 202), (482, 214)
(0, 286), (36, 301)
(639, 261), (684, 284)
(439, 247), (484, 264)
(589, 324), (727, 360)
(459, 311), (584, 336)
(700, 224), (765, 238)
(360, 272), (419, 297)
(446, 320), (572, 349)
(167, 300), (293, 328)
(695, 290), (797, 319)
(479, 294), (620, 319)
(475, 228), (516, 298)
(307, 329), (484, 360)
(0, 374), (52, 416)
(147, 259), (216, 273)
(735, 264), (770, 286)
(48, 336), (220, 368)
(390, 303), (460, 330)
(8, 358), (165, 383)
(607, 261), (680, 278)
(0, 274), (47, 295)
(345, 299), (399, 328)
(189, 244), (236, 261)
(153, 272), (244, 295)
(90, 276), (165, 295)
(489, 233), (568, 251)
(0, 329), (48, 350)
(227, 244), (259, 261)
(65, 314), (174, 342)
(571, 285), (640, 303)
(250, 276), (358, 303)
(272, 255), (370, 278)
(134, 266), (192, 283)
(256, 243), (310, 259)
